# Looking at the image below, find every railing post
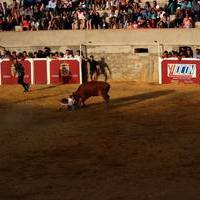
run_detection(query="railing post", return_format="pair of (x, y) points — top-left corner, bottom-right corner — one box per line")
(47, 57), (50, 85)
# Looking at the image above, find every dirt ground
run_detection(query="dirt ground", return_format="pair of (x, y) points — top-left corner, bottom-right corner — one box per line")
(0, 82), (200, 200)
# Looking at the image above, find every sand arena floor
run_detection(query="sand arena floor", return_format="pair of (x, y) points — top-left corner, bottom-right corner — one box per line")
(0, 82), (200, 200)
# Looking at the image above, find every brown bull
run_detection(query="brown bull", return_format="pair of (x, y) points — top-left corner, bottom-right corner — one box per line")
(72, 81), (110, 106)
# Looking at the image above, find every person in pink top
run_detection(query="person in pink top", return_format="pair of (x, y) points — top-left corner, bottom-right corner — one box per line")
(182, 13), (193, 28)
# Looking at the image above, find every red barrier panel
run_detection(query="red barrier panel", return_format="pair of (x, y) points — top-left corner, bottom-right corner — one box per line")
(1, 60), (31, 84)
(34, 60), (47, 84)
(50, 59), (80, 84)
(160, 59), (200, 84)
(0, 58), (81, 85)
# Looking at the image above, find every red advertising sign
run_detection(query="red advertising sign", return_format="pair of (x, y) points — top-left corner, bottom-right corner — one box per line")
(0, 58), (81, 85)
(0, 60), (31, 84)
(50, 59), (80, 84)
(34, 60), (47, 84)
(160, 59), (200, 84)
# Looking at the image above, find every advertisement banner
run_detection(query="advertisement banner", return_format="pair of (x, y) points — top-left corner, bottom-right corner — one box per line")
(0, 60), (31, 85)
(161, 59), (200, 84)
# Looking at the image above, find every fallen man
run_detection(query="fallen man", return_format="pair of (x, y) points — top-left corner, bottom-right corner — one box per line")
(59, 95), (78, 111)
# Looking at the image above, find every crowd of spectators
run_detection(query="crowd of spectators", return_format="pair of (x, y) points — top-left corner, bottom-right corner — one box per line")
(0, 47), (84, 59)
(162, 46), (200, 58)
(1, 46), (200, 60)
(0, 0), (200, 31)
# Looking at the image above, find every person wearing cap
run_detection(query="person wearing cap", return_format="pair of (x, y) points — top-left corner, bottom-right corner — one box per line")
(11, 57), (30, 92)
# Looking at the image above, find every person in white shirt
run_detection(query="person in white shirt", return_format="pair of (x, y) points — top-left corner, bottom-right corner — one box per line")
(193, 48), (200, 59)
(47, 0), (57, 10)
(67, 96), (74, 106)
(64, 49), (73, 58)
(59, 95), (77, 111)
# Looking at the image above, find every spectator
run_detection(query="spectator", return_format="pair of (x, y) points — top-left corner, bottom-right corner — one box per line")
(28, 51), (34, 58)
(167, 0), (178, 15)
(37, 49), (45, 58)
(171, 7), (184, 27)
(85, 10), (92, 29)
(23, 51), (28, 58)
(44, 47), (51, 57)
(47, 0), (57, 11)
(182, 13), (193, 28)
(0, 0), (200, 31)
(162, 46), (198, 59)
(193, 48), (200, 58)
(64, 49), (73, 58)
(180, 0), (192, 10)
(30, 18), (40, 30)
(77, 9), (85, 29)
(21, 15), (30, 30)
(186, 47), (193, 57)
(53, 51), (60, 58)
(192, 0), (200, 21)
(74, 50), (81, 58)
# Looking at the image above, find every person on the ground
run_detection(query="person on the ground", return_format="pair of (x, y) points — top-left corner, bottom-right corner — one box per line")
(60, 95), (77, 111)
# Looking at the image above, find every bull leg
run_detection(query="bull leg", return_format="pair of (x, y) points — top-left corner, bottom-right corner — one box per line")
(80, 96), (87, 107)
(102, 93), (110, 104)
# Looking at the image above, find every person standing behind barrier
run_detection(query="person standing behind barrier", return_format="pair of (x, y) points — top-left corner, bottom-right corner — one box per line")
(11, 58), (30, 92)
(64, 49), (74, 58)
(88, 55), (99, 81)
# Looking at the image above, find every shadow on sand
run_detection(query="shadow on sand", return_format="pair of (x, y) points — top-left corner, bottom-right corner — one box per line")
(89, 90), (175, 109)
(13, 89), (175, 109)
(33, 84), (62, 91)
(14, 92), (65, 104)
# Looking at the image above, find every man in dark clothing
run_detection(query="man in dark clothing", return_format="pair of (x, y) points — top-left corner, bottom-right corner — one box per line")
(81, 56), (89, 83)
(98, 57), (111, 82)
(12, 58), (30, 92)
(88, 55), (99, 81)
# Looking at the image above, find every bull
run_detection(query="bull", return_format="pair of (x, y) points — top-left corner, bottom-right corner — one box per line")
(72, 81), (110, 106)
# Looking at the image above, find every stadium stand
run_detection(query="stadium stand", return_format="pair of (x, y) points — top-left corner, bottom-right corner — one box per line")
(0, 0), (199, 31)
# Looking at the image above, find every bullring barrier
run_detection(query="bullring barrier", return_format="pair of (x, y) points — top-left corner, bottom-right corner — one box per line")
(0, 58), (82, 85)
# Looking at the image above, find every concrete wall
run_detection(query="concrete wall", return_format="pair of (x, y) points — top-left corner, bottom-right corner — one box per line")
(91, 53), (158, 82)
(1, 29), (200, 49)
(1, 29), (200, 82)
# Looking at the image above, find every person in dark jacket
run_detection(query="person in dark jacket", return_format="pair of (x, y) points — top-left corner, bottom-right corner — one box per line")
(11, 58), (30, 92)
(88, 55), (99, 81)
